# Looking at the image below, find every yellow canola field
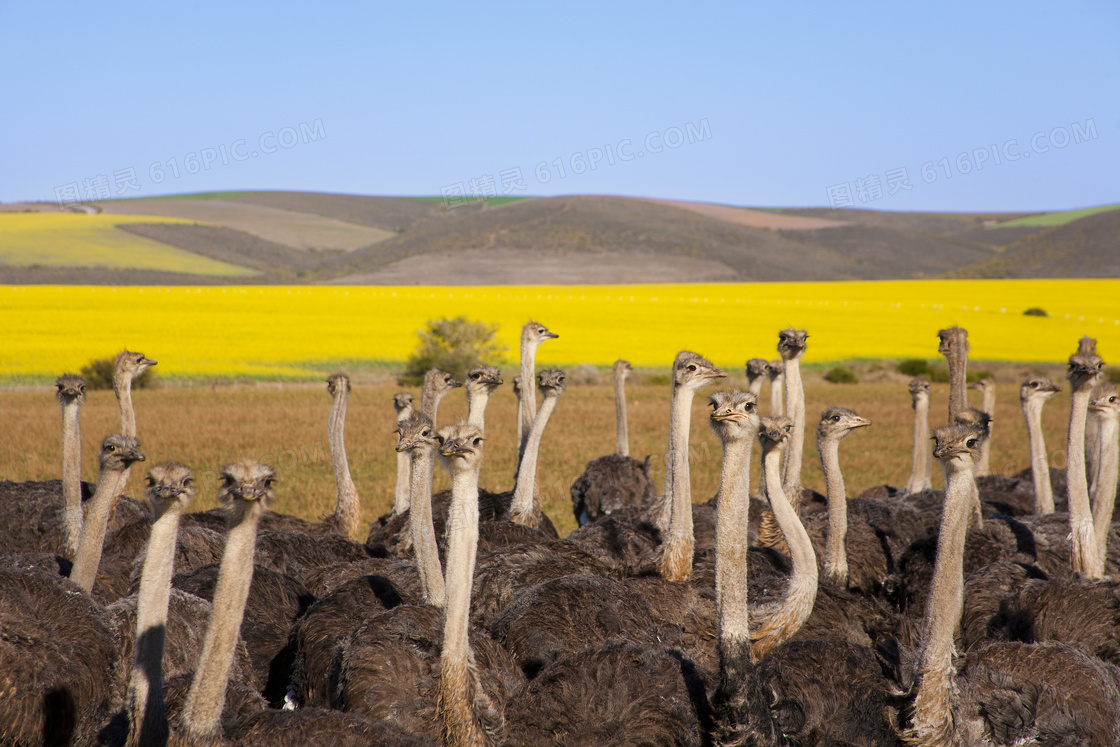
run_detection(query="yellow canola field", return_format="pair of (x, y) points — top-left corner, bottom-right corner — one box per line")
(0, 213), (254, 276)
(2, 280), (1117, 381)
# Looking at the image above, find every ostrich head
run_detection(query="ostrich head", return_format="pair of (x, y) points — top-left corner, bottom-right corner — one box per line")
(1020, 375), (1061, 404)
(758, 415), (794, 452)
(437, 423), (485, 472)
(613, 359), (632, 379)
(145, 462), (197, 514)
(56, 373), (86, 407)
(326, 373), (351, 396)
(522, 321), (559, 346)
(817, 407), (871, 442)
(1067, 353), (1104, 392)
(766, 359), (783, 382)
(671, 351), (726, 390)
(465, 365), (503, 395)
(709, 389), (759, 442)
(932, 423), (985, 471)
(115, 350), (157, 381)
(745, 358), (769, 382)
(538, 369), (567, 398)
(777, 328), (808, 361)
(511, 376), (521, 396)
(100, 435), (146, 471)
(423, 369), (463, 397)
(1089, 384), (1120, 422)
(954, 407), (993, 439)
(218, 462), (276, 506)
(936, 326), (969, 359)
(395, 413), (438, 453)
(968, 377), (995, 396)
(393, 392), (414, 414)
(908, 377), (931, 406)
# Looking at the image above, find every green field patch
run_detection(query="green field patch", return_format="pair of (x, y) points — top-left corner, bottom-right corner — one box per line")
(994, 204), (1120, 228)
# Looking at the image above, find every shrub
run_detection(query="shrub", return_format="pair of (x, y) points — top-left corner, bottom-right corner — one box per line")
(967, 369), (993, 383)
(80, 356), (156, 390)
(897, 358), (931, 377)
(1023, 307), (1048, 317)
(928, 366), (951, 383)
(823, 366), (858, 384)
(400, 316), (508, 386)
(1108, 366), (1120, 385)
(644, 373), (672, 387)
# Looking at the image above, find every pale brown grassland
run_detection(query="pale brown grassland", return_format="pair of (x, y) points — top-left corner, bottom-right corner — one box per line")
(0, 373), (1072, 538)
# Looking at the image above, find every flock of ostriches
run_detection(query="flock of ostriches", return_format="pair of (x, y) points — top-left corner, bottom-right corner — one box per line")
(2, 322), (1120, 747)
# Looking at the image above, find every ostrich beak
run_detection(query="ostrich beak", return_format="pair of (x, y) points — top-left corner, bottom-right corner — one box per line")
(705, 368), (728, 380)
(545, 331), (559, 339)
(440, 440), (472, 458)
(847, 416), (872, 429)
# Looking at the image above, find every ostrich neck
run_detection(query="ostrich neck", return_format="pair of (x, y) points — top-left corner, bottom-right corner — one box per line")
(656, 385), (697, 583)
(181, 501), (266, 744)
(818, 436), (848, 587)
(71, 464), (128, 592)
(908, 458), (972, 745)
(1086, 415), (1102, 502)
(439, 464), (490, 746)
(905, 396), (932, 495)
(517, 342), (540, 464)
(1067, 386), (1103, 578)
(715, 435), (753, 652)
(419, 389), (444, 428)
(509, 394), (559, 528)
(327, 391), (360, 537)
(614, 374), (630, 457)
(1090, 414), (1118, 553)
(752, 444), (818, 660)
(781, 357), (805, 500)
(60, 401), (83, 558)
(410, 445), (445, 607)
(128, 501), (186, 747)
(975, 391), (994, 476)
(946, 352), (967, 422)
(1022, 399), (1055, 514)
(769, 374), (784, 417)
(115, 378), (137, 437)
(747, 376), (763, 401)
(466, 388), (491, 429)
(394, 407), (413, 514)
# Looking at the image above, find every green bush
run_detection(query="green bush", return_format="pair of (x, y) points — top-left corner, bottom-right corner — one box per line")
(897, 358), (931, 377)
(967, 369), (993, 383)
(80, 357), (156, 390)
(823, 366), (858, 384)
(928, 366), (951, 383)
(400, 316), (508, 386)
(644, 373), (672, 387)
(1107, 366), (1120, 385)
(1023, 307), (1048, 317)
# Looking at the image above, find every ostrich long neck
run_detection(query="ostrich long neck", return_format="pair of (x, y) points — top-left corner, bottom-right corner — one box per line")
(393, 407), (412, 515)
(71, 462), (128, 592)
(466, 388), (491, 430)
(180, 500), (266, 744)
(517, 342), (540, 465)
(752, 443), (818, 660)
(1090, 413), (1118, 555)
(946, 350), (967, 422)
(116, 376), (137, 437)
(410, 445), (445, 607)
(420, 388), (443, 428)
(975, 387), (995, 477)
(60, 399), (83, 558)
(1067, 386), (1104, 578)
(746, 376), (763, 402)
(1086, 411), (1101, 499)
(327, 387), (360, 537)
(656, 385), (697, 583)
(614, 372), (630, 457)
(438, 460), (493, 746)
(715, 433), (753, 655)
(1023, 398), (1055, 514)
(781, 357), (804, 500)
(818, 435), (849, 587)
(904, 395), (932, 495)
(127, 499), (186, 747)
(769, 373), (784, 417)
(509, 393), (559, 528)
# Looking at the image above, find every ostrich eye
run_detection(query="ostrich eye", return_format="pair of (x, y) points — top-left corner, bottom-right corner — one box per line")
(966, 439), (977, 447)
(831, 415), (840, 422)
(147, 476), (156, 485)
(687, 364), (697, 371)
(745, 403), (755, 412)
(436, 435), (445, 445)
(473, 438), (482, 446)
(184, 478), (195, 486)
(1110, 396), (1117, 403)
(421, 428), (430, 436)
(107, 444), (116, 452)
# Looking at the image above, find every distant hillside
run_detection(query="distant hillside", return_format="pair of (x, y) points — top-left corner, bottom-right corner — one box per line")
(2, 190), (1115, 284)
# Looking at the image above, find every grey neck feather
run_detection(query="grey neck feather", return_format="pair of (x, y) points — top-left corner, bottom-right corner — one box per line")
(946, 351), (967, 423)
(70, 462), (128, 592)
(656, 384), (697, 570)
(518, 341), (541, 466)
(1090, 412), (1118, 555)
(781, 358), (805, 499)
(420, 388), (445, 429)
(466, 387), (491, 430)
(1022, 397), (1055, 514)
(746, 375), (764, 401)
(60, 400), (83, 558)
(410, 443), (445, 607)
(509, 394), (559, 527)
(180, 499), (266, 744)
(818, 435), (848, 587)
(1086, 412), (1101, 496)
(393, 405), (413, 515)
(904, 395), (932, 495)
(614, 371), (630, 457)
(328, 388), (360, 537)
(715, 432), (753, 653)
(1067, 386), (1104, 578)
(654, 383), (696, 532)
(975, 386), (995, 477)
(769, 372), (784, 417)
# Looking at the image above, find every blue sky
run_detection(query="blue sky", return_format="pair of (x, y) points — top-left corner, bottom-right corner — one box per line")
(2, 1), (1117, 211)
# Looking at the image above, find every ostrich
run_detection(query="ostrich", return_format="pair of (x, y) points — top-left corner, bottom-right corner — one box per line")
(71, 436), (147, 593)
(745, 357), (769, 402)
(903, 378), (933, 495)
(114, 350), (157, 439)
(509, 369), (565, 529)
(392, 392), (414, 516)
(778, 329), (808, 502)
(612, 358), (632, 456)
(969, 377), (996, 477)
(1089, 383), (1119, 552)
(174, 462), (272, 746)
(419, 368), (463, 429)
(124, 463), (196, 747)
(898, 423), (1120, 746)
(1065, 352), (1105, 578)
(655, 352), (727, 582)
(57, 373), (86, 558)
(464, 364), (503, 430)
(767, 359), (784, 416)
(1021, 375), (1062, 514)
(516, 321), (558, 467)
(937, 326), (969, 423)
(323, 373), (361, 538)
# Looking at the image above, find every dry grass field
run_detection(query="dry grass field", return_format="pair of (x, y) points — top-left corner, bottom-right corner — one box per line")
(0, 375), (1073, 538)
